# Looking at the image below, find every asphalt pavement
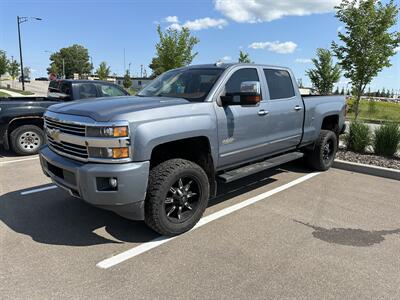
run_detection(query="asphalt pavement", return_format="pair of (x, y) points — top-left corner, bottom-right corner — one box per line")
(0, 155), (399, 299)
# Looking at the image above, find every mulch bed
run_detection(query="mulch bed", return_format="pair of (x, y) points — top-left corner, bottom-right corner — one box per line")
(336, 150), (400, 170)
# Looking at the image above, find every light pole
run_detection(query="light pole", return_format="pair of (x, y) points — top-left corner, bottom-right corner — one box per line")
(17, 16), (42, 90)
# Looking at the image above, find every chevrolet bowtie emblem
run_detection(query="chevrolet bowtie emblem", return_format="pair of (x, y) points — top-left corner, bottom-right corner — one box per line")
(47, 128), (61, 143)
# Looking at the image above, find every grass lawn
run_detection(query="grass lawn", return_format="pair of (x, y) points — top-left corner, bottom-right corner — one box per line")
(0, 91), (11, 97)
(347, 99), (400, 124)
(5, 88), (35, 95)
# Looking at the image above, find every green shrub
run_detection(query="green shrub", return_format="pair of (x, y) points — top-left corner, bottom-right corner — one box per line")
(345, 121), (371, 153)
(373, 123), (400, 156)
(367, 100), (377, 116)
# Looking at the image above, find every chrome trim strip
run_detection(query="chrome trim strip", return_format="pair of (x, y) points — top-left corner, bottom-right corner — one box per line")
(220, 134), (301, 158)
(50, 131), (130, 148)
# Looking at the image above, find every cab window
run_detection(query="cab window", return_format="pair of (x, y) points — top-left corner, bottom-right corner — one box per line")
(263, 69), (295, 100)
(100, 84), (127, 97)
(224, 68), (260, 103)
(78, 83), (98, 99)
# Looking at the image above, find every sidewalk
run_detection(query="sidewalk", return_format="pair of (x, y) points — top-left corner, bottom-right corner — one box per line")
(0, 88), (34, 97)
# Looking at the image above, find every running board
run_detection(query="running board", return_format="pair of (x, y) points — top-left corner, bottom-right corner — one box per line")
(217, 152), (304, 183)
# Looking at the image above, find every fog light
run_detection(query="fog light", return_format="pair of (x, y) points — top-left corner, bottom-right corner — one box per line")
(109, 178), (118, 188)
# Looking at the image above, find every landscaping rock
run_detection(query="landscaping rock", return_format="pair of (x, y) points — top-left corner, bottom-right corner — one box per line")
(336, 150), (400, 170)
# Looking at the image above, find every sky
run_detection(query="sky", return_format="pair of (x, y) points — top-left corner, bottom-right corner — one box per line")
(0, 0), (399, 91)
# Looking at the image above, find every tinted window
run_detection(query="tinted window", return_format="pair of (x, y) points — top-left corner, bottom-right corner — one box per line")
(78, 83), (98, 99)
(60, 82), (71, 95)
(100, 84), (127, 97)
(264, 69), (295, 100)
(225, 68), (259, 94)
(48, 80), (60, 92)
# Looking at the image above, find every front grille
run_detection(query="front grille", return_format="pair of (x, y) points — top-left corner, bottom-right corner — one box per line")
(44, 116), (88, 160)
(44, 117), (86, 136)
(47, 136), (88, 159)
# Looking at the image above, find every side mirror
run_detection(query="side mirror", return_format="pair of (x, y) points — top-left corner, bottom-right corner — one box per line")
(220, 81), (261, 106)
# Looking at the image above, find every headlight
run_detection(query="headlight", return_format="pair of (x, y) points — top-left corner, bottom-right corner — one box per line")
(88, 147), (130, 159)
(86, 126), (129, 137)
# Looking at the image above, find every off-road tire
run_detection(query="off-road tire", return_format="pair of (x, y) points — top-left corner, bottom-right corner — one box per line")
(10, 125), (44, 156)
(305, 130), (338, 171)
(145, 159), (210, 236)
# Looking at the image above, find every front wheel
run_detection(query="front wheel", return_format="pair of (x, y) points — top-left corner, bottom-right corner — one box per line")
(145, 159), (210, 236)
(305, 130), (338, 171)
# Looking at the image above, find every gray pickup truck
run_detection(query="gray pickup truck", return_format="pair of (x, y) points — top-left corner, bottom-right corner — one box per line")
(39, 63), (346, 236)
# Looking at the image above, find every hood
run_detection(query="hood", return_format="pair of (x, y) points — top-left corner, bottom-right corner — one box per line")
(48, 96), (190, 122)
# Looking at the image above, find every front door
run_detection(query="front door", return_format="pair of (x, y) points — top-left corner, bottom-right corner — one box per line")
(214, 67), (270, 169)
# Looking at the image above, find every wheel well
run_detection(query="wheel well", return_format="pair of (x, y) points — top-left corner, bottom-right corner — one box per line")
(150, 137), (216, 196)
(8, 117), (44, 134)
(321, 115), (339, 135)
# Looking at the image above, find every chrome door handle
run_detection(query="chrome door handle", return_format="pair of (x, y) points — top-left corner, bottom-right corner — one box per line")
(294, 105), (302, 111)
(258, 109), (269, 116)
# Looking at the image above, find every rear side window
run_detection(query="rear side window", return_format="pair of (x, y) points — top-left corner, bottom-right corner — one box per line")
(264, 69), (295, 100)
(78, 83), (98, 99)
(60, 82), (71, 96)
(48, 80), (60, 92)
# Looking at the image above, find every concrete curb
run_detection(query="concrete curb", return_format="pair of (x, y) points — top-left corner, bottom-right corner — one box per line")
(333, 159), (400, 181)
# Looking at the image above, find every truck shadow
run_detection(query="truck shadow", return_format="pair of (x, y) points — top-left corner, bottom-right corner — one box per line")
(294, 220), (400, 247)
(0, 163), (305, 247)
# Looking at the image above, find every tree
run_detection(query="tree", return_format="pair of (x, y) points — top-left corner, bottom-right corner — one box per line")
(96, 62), (111, 80)
(47, 44), (91, 78)
(334, 86), (340, 95)
(332, 0), (400, 119)
(306, 48), (341, 95)
(149, 25), (199, 76)
(8, 59), (19, 80)
(0, 50), (8, 85)
(123, 71), (132, 89)
(23, 67), (31, 78)
(238, 50), (252, 63)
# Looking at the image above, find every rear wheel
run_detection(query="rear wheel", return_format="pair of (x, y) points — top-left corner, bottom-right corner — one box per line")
(10, 125), (44, 155)
(305, 130), (337, 171)
(145, 159), (209, 236)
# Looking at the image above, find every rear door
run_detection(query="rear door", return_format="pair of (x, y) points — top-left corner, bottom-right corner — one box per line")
(262, 68), (304, 153)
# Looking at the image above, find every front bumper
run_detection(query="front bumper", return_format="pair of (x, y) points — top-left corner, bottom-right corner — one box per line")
(39, 145), (150, 220)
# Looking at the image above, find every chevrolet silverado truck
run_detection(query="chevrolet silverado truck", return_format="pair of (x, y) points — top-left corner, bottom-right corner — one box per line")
(0, 80), (129, 155)
(39, 63), (346, 236)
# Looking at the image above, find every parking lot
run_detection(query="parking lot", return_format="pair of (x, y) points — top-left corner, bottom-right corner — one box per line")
(1, 153), (399, 299)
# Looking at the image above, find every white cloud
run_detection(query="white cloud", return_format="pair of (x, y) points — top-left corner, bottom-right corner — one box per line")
(168, 23), (183, 31)
(295, 58), (312, 64)
(215, 0), (341, 23)
(183, 18), (228, 31)
(395, 46), (400, 53)
(221, 56), (232, 62)
(165, 16), (179, 23)
(167, 17), (228, 31)
(249, 41), (298, 54)
(337, 26), (344, 32)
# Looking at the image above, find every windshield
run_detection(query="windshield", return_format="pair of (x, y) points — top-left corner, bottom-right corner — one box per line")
(138, 68), (224, 102)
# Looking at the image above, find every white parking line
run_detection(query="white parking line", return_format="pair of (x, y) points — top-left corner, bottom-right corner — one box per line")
(20, 185), (57, 195)
(0, 156), (39, 164)
(97, 172), (320, 269)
